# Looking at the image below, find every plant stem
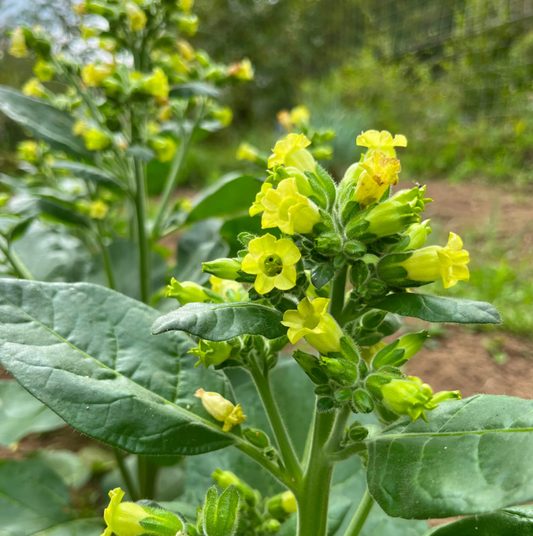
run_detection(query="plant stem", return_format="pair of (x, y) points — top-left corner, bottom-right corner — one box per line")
(329, 263), (348, 318)
(113, 448), (139, 502)
(248, 356), (303, 484)
(94, 224), (116, 290)
(343, 489), (375, 536)
(0, 239), (34, 280)
(133, 156), (151, 304)
(137, 456), (158, 499)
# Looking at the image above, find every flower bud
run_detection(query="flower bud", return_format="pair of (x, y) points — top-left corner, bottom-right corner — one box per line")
(314, 232), (342, 257)
(236, 142), (266, 166)
(344, 240), (366, 260)
(17, 141), (39, 164)
(268, 133), (315, 173)
(33, 59), (54, 82)
(360, 310), (387, 329)
(227, 58), (254, 81)
(190, 340), (239, 369)
(317, 396), (335, 412)
(311, 145), (333, 160)
(166, 278), (219, 305)
(377, 232), (470, 289)
(211, 106), (233, 127)
(9, 27), (28, 58)
(347, 187), (431, 242)
(125, 2), (147, 31)
(334, 387), (352, 402)
(195, 389), (246, 432)
(352, 389), (374, 413)
(83, 129), (111, 151)
(89, 200), (109, 220)
(320, 357), (358, 386)
(101, 488), (184, 536)
(243, 428), (270, 448)
(143, 68), (169, 103)
(292, 350), (329, 385)
(211, 468), (257, 506)
(348, 422), (369, 442)
(150, 137), (178, 162)
(82, 64), (113, 87)
(202, 485), (240, 536)
(282, 297), (343, 356)
(349, 261), (370, 288)
(261, 519), (281, 533)
(22, 78), (47, 98)
(202, 258), (242, 281)
(390, 219), (432, 253)
(267, 491), (297, 519)
(372, 331), (429, 369)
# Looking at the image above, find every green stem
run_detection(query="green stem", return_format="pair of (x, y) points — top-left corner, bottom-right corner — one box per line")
(94, 224), (116, 290)
(113, 449), (139, 502)
(0, 239), (34, 280)
(248, 357), (303, 484)
(329, 263), (348, 318)
(133, 157), (151, 304)
(324, 405), (351, 453)
(137, 456), (158, 500)
(343, 489), (375, 536)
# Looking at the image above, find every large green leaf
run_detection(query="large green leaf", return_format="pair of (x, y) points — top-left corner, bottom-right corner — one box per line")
(0, 380), (64, 446)
(186, 174), (262, 224)
(174, 219), (229, 285)
(369, 293), (501, 324)
(152, 302), (287, 341)
(427, 506), (533, 535)
(50, 161), (124, 190)
(367, 395), (533, 519)
(0, 86), (91, 158)
(0, 459), (103, 536)
(0, 280), (238, 455)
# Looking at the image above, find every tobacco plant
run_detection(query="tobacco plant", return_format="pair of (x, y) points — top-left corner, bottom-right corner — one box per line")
(2, 127), (533, 536)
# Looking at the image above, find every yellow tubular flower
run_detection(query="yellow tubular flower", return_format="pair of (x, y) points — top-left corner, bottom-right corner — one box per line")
(268, 133), (315, 173)
(356, 130), (407, 158)
(17, 141), (39, 164)
(399, 232), (470, 289)
(177, 39), (195, 61)
(354, 151), (401, 208)
(209, 276), (246, 302)
(212, 106), (233, 127)
(22, 78), (46, 98)
(249, 182), (273, 217)
(82, 64), (113, 87)
(9, 28), (28, 58)
(83, 129), (111, 151)
(125, 2), (147, 32)
(281, 297), (344, 355)
(261, 178), (321, 235)
(242, 234), (301, 295)
(89, 200), (109, 219)
(277, 110), (293, 132)
(195, 389), (246, 432)
(151, 137), (177, 162)
(290, 106), (310, 127)
(33, 60), (54, 82)
(143, 68), (169, 102)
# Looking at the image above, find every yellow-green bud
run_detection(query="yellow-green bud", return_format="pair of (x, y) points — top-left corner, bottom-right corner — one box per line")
(150, 136), (177, 162)
(101, 488), (184, 536)
(372, 331), (429, 369)
(189, 339), (238, 369)
(261, 519), (281, 533)
(83, 129), (111, 151)
(166, 278), (220, 305)
(211, 468), (257, 506)
(344, 240), (366, 260)
(202, 258), (242, 281)
(311, 145), (333, 160)
(314, 232), (342, 257)
(292, 350), (329, 385)
(352, 389), (374, 413)
(202, 486), (240, 536)
(349, 261), (370, 288)
(125, 2), (147, 31)
(33, 60), (55, 82)
(243, 428), (270, 448)
(320, 357), (358, 386)
(177, 13), (199, 36)
(347, 421), (369, 442)
(9, 27), (28, 58)
(390, 219), (432, 253)
(267, 491), (297, 519)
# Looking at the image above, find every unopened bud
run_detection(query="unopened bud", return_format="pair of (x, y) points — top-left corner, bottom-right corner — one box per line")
(317, 397), (335, 413)
(315, 232), (342, 256)
(321, 357), (358, 386)
(243, 428), (270, 449)
(267, 491), (297, 519)
(348, 422), (369, 442)
(211, 468), (257, 506)
(334, 388), (352, 402)
(372, 331), (429, 369)
(166, 278), (219, 305)
(352, 389), (374, 413)
(261, 519), (281, 533)
(202, 485), (240, 536)
(293, 350), (329, 385)
(344, 240), (366, 260)
(350, 261), (369, 287)
(202, 258), (242, 281)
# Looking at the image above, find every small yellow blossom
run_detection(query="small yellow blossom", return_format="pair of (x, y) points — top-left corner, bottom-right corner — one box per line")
(83, 129), (111, 151)
(176, 39), (195, 61)
(249, 181), (273, 217)
(99, 38), (116, 53)
(354, 150), (401, 208)
(212, 106), (233, 127)
(209, 276), (246, 302)
(190, 340), (235, 369)
(33, 60), (54, 82)
(281, 297), (344, 355)
(237, 142), (262, 165)
(277, 110), (293, 132)
(194, 389), (246, 432)
(166, 278), (215, 304)
(22, 78), (46, 98)
(178, 0), (194, 11)
(397, 232), (470, 289)
(125, 2), (147, 32)
(82, 64), (114, 87)
(242, 234), (301, 295)
(356, 130), (407, 158)
(268, 133), (315, 173)
(228, 58), (254, 81)
(290, 106), (310, 127)
(17, 141), (39, 164)
(151, 136), (178, 163)
(9, 28), (28, 58)
(143, 67), (169, 103)
(261, 178), (321, 235)
(73, 120), (88, 136)
(89, 200), (109, 219)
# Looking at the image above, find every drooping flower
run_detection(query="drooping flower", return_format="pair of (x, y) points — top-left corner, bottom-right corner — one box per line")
(356, 130), (407, 158)
(195, 389), (246, 432)
(82, 64), (114, 87)
(241, 234), (301, 295)
(281, 297), (344, 355)
(249, 181), (273, 217)
(22, 78), (46, 98)
(267, 133), (315, 173)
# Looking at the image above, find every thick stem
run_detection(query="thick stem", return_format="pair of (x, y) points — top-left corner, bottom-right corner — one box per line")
(94, 224), (116, 290)
(133, 157), (151, 304)
(249, 357), (302, 484)
(114, 449), (139, 502)
(343, 489), (375, 536)
(0, 240), (34, 280)
(329, 263), (348, 318)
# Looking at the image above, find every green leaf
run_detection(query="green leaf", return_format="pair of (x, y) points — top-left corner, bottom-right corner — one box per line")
(37, 197), (91, 228)
(203, 485), (240, 536)
(0, 458), (104, 536)
(127, 145), (156, 162)
(369, 293), (501, 324)
(0, 279), (238, 456)
(0, 380), (64, 445)
(0, 86), (91, 158)
(186, 174), (262, 224)
(311, 263), (334, 290)
(170, 82), (221, 99)
(152, 302), (287, 341)
(29, 450), (92, 489)
(367, 395), (533, 519)
(175, 219), (229, 285)
(314, 164), (337, 209)
(427, 506), (533, 535)
(50, 161), (124, 190)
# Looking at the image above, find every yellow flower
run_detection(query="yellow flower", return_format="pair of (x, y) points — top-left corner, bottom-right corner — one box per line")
(356, 130), (407, 158)
(249, 181), (273, 217)
(22, 78), (46, 98)
(212, 106), (233, 127)
(194, 389), (246, 432)
(395, 232), (469, 289)
(280, 491), (297, 513)
(261, 178), (321, 235)
(281, 297), (344, 355)
(143, 68), (169, 102)
(178, 0), (194, 11)
(209, 276), (246, 302)
(354, 151), (401, 208)
(83, 129), (111, 151)
(379, 376), (435, 422)
(82, 64), (113, 87)
(165, 278), (217, 304)
(242, 234), (301, 295)
(150, 136), (178, 162)
(33, 60), (54, 82)
(228, 58), (254, 81)
(89, 200), (109, 219)
(17, 141), (39, 164)
(9, 28), (28, 58)
(158, 105), (172, 122)
(237, 142), (262, 164)
(290, 106), (310, 127)
(101, 487), (184, 536)
(277, 110), (293, 132)
(125, 2), (147, 32)
(73, 120), (88, 136)
(267, 491), (298, 518)
(176, 39), (195, 61)
(268, 133), (315, 173)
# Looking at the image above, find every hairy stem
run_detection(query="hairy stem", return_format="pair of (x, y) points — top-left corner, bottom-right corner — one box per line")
(343, 489), (375, 536)
(114, 449), (139, 502)
(133, 157), (151, 304)
(249, 356), (303, 484)
(0, 239), (34, 280)
(94, 224), (116, 290)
